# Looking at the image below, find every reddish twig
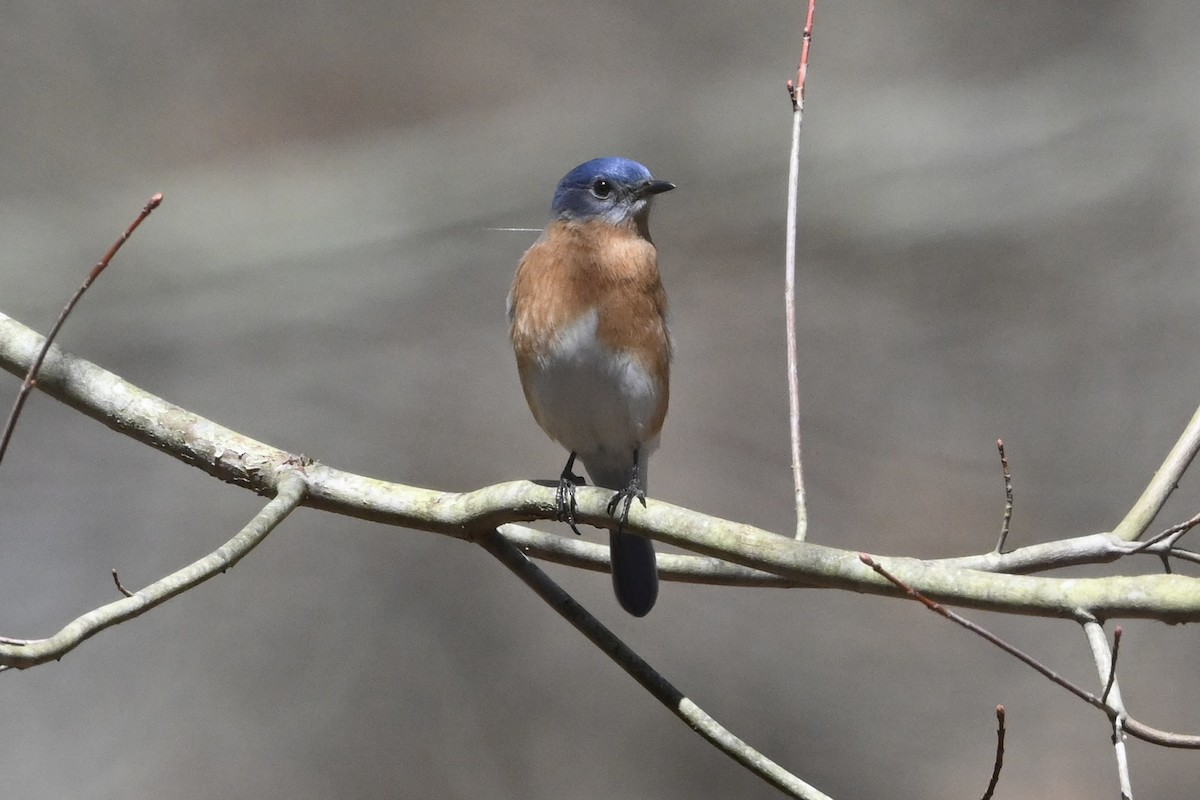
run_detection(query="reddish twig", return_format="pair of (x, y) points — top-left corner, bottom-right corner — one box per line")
(111, 569), (134, 598)
(0, 192), (163, 466)
(860, 553), (1200, 749)
(994, 439), (1014, 553)
(786, 0), (817, 111)
(859, 553), (1110, 709)
(980, 705), (1006, 800)
(1102, 626), (1123, 704)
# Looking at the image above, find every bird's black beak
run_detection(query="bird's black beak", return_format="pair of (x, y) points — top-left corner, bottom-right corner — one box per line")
(637, 179), (676, 197)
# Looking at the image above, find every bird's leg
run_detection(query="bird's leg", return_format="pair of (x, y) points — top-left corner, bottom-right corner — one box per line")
(606, 448), (647, 533)
(556, 451), (586, 536)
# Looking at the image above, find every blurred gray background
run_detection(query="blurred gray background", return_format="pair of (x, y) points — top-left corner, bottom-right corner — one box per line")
(2, 1), (1199, 798)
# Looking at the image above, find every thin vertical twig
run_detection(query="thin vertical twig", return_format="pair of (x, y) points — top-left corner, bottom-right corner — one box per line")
(0, 192), (163, 466)
(994, 438), (1014, 553)
(980, 705), (1006, 800)
(785, 0), (816, 541)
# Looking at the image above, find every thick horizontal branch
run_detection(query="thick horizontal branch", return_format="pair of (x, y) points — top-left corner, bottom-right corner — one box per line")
(496, 523), (796, 586)
(3, 311), (1200, 623)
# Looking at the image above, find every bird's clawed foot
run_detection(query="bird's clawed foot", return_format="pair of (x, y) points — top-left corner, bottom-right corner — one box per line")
(606, 476), (647, 534)
(556, 452), (587, 535)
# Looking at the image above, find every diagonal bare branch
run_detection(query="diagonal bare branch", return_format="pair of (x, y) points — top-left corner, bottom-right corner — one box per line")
(480, 528), (832, 800)
(1111, 403), (1200, 542)
(0, 471), (306, 670)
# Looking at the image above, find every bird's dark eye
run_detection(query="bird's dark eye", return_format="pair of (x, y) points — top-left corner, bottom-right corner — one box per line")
(591, 179), (613, 199)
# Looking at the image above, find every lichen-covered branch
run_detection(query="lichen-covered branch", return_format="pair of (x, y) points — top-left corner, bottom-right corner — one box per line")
(4, 311), (1200, 627)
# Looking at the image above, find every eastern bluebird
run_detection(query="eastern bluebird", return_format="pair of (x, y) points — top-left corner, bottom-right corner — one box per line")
(507, 157), (675, 617)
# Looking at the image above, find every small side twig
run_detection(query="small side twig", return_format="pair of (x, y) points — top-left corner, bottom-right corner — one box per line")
(783, 0), (816, 541)
(980, 704), (1006, 800)
(1128, 510), (1200, 555)
(1082, 620), (1134, 799)
(1112, 510), (1200, 574)
(0, 193), (163, 466)
(111, 569), (134, 598)
(994, 438), (1014, 553)
(1101, 625), (1123, 703)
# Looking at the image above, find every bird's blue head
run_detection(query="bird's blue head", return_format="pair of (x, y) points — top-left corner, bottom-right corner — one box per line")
(550, 157), (675, 227)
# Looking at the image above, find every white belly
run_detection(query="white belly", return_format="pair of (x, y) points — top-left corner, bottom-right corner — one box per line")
(526, 310), (663, 463)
